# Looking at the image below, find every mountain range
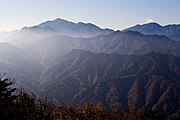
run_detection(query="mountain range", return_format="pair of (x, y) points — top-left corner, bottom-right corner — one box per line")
(123, 22), (180, 41)
(0, 18), (113, 46)
(21, 30), (180, 68)
(0, 18), (179, 119)
(41, 49), (180, 119)
(22, 18), (113, 37)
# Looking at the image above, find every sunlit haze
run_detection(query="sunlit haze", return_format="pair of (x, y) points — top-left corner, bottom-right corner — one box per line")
(0, 0), (180, 32)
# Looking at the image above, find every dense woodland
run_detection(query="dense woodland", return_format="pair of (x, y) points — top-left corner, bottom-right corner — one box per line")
(0, 77), (167, 120)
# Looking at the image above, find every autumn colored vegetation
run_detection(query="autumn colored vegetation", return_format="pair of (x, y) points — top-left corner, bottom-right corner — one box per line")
(0, 77), (166, 120)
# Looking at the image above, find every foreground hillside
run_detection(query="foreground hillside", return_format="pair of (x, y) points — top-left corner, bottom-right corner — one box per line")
(41, 50), (180, 119)
(0, 41), (179, 119)
(0, 78), (166, 120)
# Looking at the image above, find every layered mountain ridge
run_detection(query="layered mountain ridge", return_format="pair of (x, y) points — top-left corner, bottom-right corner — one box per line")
(123, 22), (180, 41)
(0, 18), (114, 46)
(41, 49), (180, 119)
(22, 18), (113, 37)
(21, 30), (180, 67)
(0, 18), (179, 119)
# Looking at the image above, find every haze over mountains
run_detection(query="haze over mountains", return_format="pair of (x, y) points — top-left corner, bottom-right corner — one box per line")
(0, 18), (179, 119)
(21, 30), (180, 68)
(0, 18), (113, 46)
(0, 43), (42, 91)
(22, 18), (113, 37)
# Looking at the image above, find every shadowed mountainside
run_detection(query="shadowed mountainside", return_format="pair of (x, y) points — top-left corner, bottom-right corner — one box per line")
(41, 49), (180, 119)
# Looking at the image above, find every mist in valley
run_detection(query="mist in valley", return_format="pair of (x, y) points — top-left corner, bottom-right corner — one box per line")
(0, 8), (180, 120)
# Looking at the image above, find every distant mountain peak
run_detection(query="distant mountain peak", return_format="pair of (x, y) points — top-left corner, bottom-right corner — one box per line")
(54, 18), (66, 21)
(38, 18), (74, 28)
(77, 22), (94, 25)
(144, 22), (161, 26)
(123, 22), (180, 41)
(127, 22), (163, 30)
(20, 18), (114, 38)
(116, 30), (121, 33)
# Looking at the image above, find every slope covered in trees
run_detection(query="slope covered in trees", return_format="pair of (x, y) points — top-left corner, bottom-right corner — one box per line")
(0, 77), (166, 120)
(40, 50), (180, 119)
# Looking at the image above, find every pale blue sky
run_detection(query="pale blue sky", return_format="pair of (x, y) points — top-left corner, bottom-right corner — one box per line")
(0, 0), (179, 32)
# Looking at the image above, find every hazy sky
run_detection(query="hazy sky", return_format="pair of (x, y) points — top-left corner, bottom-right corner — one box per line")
(0, 0), (179, 32)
